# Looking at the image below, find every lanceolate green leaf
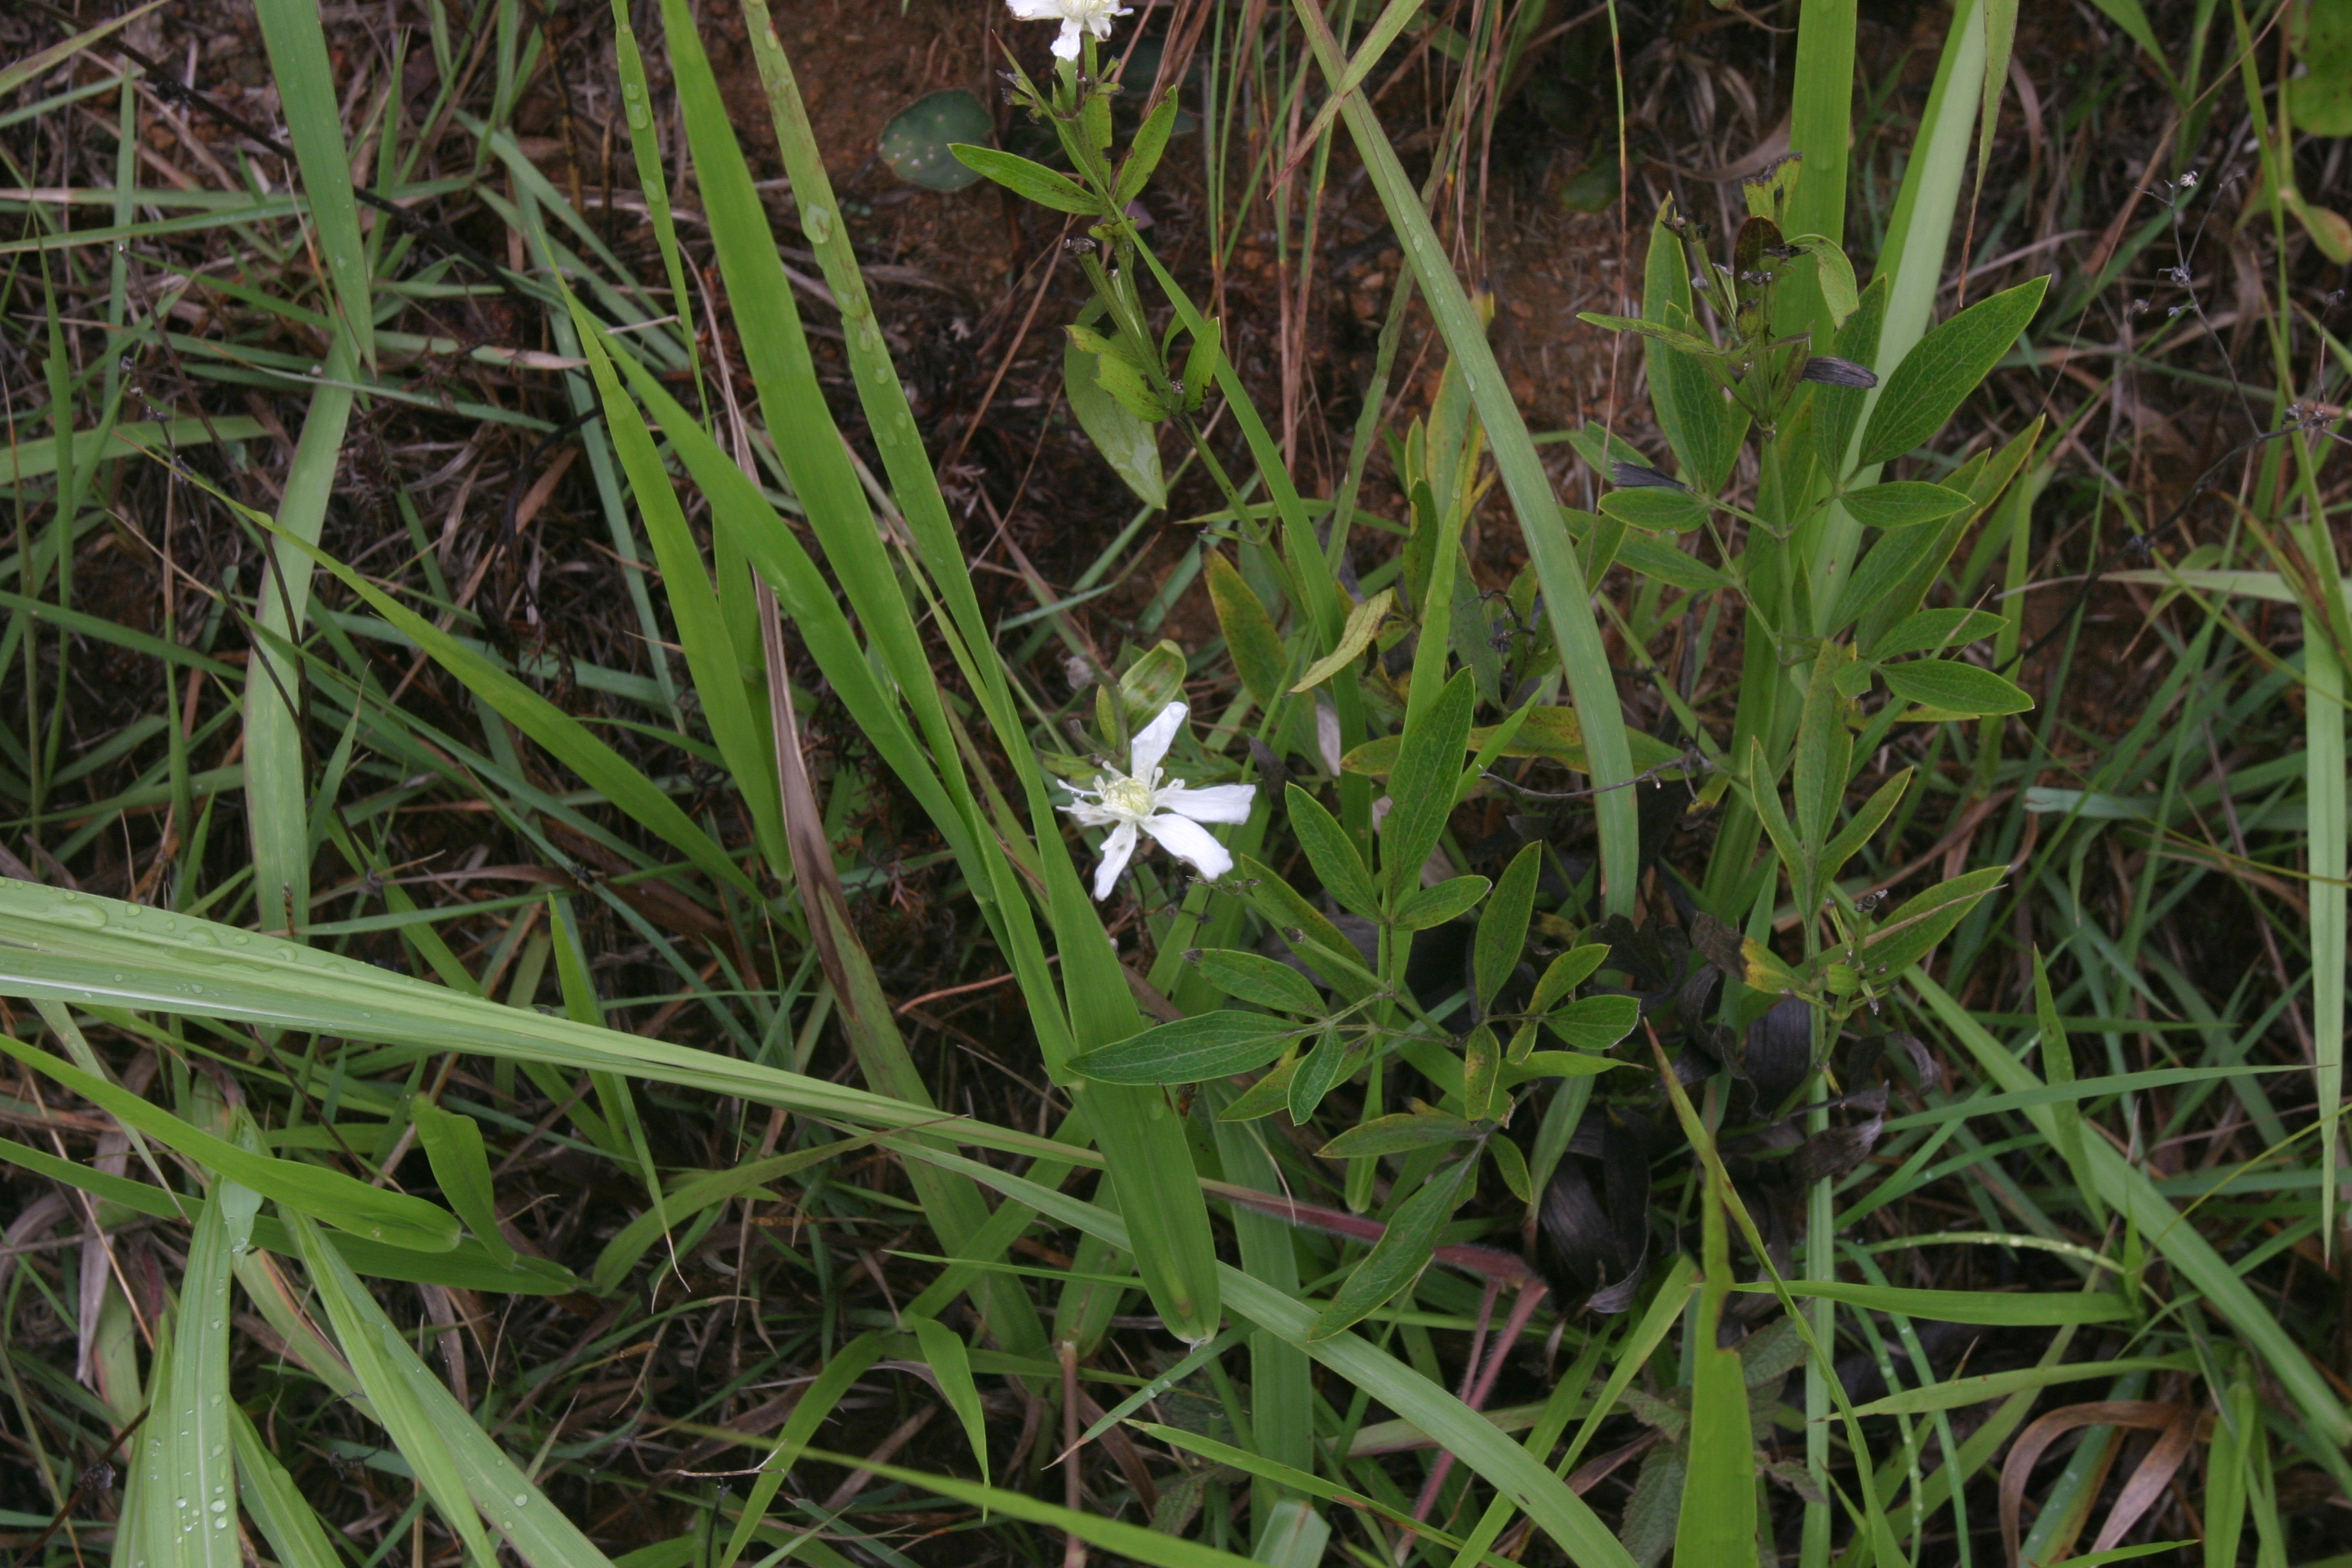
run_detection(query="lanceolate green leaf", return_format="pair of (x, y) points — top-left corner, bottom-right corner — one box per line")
(1879, 658), (2034, 717)
(168, 1191), (240, 1568)
(1857, 277), (2049, 468)
(949, 145), (1103, 214)
(1073, 1011), (1305, 1085)
(412, 1103), (515, 1266)
(292, 1214), (501, 1568)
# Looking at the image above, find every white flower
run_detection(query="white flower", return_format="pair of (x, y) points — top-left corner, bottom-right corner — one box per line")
(1005, 0), (1132, 60)
(1060, 701), (1256, 900)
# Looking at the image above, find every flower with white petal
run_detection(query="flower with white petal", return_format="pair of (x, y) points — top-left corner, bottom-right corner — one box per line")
(1004, 0), (1132, 60)
(1060, 701), (1256, 900)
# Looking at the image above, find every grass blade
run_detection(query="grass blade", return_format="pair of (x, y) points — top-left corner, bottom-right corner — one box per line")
(1289, 0), (1642, 916)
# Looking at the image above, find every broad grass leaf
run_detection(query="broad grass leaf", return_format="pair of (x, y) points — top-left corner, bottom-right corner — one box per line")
(907, 1315), (988, 1480)
(1204, 552), (1286, 705)
(1849, 1356), (2190, 1417)
(1286, 784), (1379, 918)
(949, 145), (1102, 213)
(1393, 874), (1489, 930)
(292, 1213), (501, 1568)
(168, 1191), (240, 1568)
(412, 1104), (515, 1266)
(0, 1133), (573, 1292)
(233, 1405), (349, 1568)
(1858, 275), (2050, 466)
(1475, 842), (1543, 1007)
(0, 1033), (459, 1252)
(1187, 949), (1325, 1016)
(1841, 480), (1973, 529)
(1309, 1155), (1473, 1339)
(1879, 657), (2034, 717)
(1072, 1011), (1302, 1085)
(1677, 1314), (1757, 1568)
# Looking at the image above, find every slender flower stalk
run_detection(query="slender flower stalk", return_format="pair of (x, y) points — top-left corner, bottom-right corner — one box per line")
(1059, 702), (1254, 900)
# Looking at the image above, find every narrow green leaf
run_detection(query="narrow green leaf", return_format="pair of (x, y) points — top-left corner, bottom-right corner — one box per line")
(1878, 658), (2034, 717)
(1289, 588), (1393, 693)
(1916, 975), (2352, 1446)
(1309, 1156), (1473, 1339)
(1205, 552), (1286, 706)
(412, 1104), (515, 1266)
(1867, 607), (2006, 659)
(1318, 1108), (1476, 1158)
(1381, 670), (1476, 898)
(1288, 784), (1380, 919)
(1857, 275), (2049, 466)
(1530, 945), (1609, 1014)
(1475, 842), (1543, 1008)
(949, 145), (1103, 213)
(0, 1033), (459, 1251)
(1066, 329), (1170, 503)
(264, 524), (756, 893)
(1544, 994), (1640, 1052)
(1599, 486), (1708, 533)
(1840, 480), (1973, 530)
(1785, 233), (1859, 325)
(1731, 1280), (2129, 1324)
(1394, 874), (1490, 930)
(1073, 1011), (1304, 1086)
(907, 1316), (988, 1479)
(590, 1136), (883, 1293)
(1187, 949), (1326, 1017)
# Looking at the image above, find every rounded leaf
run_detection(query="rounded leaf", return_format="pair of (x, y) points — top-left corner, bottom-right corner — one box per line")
(879, 90), (994, 191)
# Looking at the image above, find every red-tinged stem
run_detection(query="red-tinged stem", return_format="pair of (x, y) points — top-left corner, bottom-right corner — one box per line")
(1400, 1279), (1550, 1560)
(1200, 1178), (1543, 1287)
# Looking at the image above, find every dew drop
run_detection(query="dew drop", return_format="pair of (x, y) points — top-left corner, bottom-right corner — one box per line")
(512, 1495), (528, 1508)
(48, 900), (106, 929)
(805, 207), (835, 243)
